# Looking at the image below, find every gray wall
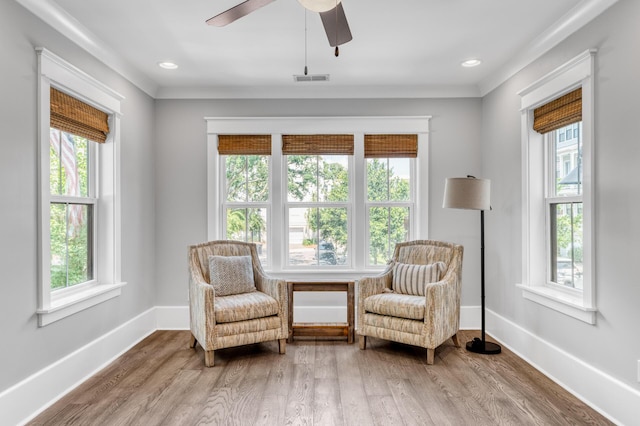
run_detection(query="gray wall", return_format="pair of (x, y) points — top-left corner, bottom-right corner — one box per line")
(482, 0), (640, 390)
(153, 98), (484, 306)
(0, 1), (156, 390)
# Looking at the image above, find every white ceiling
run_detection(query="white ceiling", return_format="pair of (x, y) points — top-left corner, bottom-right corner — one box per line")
(18, 0), (617, 98)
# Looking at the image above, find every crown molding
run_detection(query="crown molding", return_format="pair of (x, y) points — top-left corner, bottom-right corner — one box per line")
(478, 0), (619, 96)
(16, 0), (618, 101)
(15, 0), (158, 98)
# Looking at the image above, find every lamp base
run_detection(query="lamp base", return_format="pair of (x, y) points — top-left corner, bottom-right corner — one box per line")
(466, 337), (501, 355)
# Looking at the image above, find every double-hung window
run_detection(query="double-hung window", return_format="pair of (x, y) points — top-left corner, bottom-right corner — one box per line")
(518, 50), (596, 324)
(37, 48), (124, 326)
(283, 135), (353, 268)
(364, 135), (416, 266)
(207, 116), (430, 274)
(219, 135), (271, 266)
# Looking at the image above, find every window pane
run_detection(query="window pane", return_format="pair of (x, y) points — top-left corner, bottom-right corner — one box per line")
(49, 128), (89, 197)
(225, 155), (269, 202)
(287, 155), (318, 202)
(226, 208), (268, 264)
(552, 122), (582, 197)
(50, 203), (92, 289)
(368, 206), (410, 265)
(288, 207), (348, 266)
(318, 155), (349, 202)
(287, 155), (349, 202)
(367, 158), (411, 202)
(550, 202), (583, 289)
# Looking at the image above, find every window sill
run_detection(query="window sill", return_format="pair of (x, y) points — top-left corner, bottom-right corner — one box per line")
(517, 283), (596, 324)
(37, 282), (127, 327)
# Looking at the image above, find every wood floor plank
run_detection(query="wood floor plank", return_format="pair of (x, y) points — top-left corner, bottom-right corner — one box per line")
(27, 330), (614, 426)
(283, 364), (314, 425)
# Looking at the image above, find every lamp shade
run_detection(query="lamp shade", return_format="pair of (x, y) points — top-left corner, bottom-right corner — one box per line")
(443, 177), (491, 211)
(298, 0), (342, 12)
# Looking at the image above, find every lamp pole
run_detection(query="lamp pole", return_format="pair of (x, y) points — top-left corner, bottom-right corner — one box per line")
(466, 208), (501, 354)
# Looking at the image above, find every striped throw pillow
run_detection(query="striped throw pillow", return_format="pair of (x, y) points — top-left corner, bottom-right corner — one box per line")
(392, 262), (446, 296)
(208, 255), (256, 296)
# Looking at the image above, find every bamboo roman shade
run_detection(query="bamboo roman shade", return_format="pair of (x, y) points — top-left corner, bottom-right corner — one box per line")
(50, 87), (110, 143)
(218, 135), (272, 155)
(364, 134), (418, 158)
(533, 88), (582, 134)
(282, 134), (354, 155)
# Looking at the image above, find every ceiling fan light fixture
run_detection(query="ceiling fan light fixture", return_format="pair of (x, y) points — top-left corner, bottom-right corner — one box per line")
(298, 0), (342, 13)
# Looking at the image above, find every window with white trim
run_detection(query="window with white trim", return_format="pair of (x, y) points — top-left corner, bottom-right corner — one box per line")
(517, 50), (596, 324)
(207, 117), (431, 275)
(219, 135), (271, 266)
(364, 134), (416, 266)
(37, 48), (125, 326)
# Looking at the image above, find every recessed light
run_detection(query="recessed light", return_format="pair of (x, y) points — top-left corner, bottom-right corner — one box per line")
(158, 61), (178, 70)
(461, 59), (482, 68)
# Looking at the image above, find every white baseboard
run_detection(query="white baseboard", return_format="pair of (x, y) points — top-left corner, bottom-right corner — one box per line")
(4, 305), (631, 425)
(0, 308), (157, 426)
(487, 309), (638, 426)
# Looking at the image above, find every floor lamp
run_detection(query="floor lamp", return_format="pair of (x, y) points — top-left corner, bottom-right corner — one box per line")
(443, 176), (501, 355)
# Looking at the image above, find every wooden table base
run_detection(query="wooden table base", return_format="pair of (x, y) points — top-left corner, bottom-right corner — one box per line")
(287, 280), (355, 344)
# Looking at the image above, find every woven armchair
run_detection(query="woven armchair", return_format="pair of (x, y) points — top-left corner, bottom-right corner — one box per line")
(188, 240), (288, 367)
(358, 240), (464, 364)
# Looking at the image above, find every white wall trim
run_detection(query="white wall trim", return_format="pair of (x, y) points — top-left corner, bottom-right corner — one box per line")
(479, 0), (618, 96)
(488, 309), (639, 426)
(3, 305), (632, 425)
(0, 308), (157, 426)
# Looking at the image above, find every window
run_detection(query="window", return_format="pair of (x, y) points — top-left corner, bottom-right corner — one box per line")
(365, 134), (416, 266)
(207, 116), (430, 275)
(219, 135), (271, 265)
(283, 135), (353, 268)
(37, 48), (125, 326)
(49, 127), (96, 289)
(518, 50), (596, 324)
(547, 123), (583, 289)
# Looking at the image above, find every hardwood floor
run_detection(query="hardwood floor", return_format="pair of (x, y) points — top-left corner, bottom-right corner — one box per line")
(29, 330), (612, 425)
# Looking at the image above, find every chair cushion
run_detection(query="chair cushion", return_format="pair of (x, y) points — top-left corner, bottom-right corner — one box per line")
(364, 293), (425, 320)
(209, 255), (256, 296)
(392, 261), (445, 296)
(214, 291), (279, 323)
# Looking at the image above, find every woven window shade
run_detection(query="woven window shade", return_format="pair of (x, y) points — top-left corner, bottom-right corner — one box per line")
(50, 87), (109, 143)
(533, 88), (582, 134)
(218, 135), (272, 155)
(364, 134), (418, 158)
(282, 134), (354, 155)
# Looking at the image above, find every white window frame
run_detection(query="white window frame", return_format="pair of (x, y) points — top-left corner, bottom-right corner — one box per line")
(37, 48), (126, 326)
(364, 157), (416, 267)
(220, 153), (272, 267)
(517, 49), (596, 324)
(284, 153), (354, 270)
(206, 117), (430, 278)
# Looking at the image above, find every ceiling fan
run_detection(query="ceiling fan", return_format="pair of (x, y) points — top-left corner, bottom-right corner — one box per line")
(206, 0), (353, 52)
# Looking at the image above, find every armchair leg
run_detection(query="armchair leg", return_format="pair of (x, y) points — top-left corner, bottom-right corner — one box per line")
(452, 333), (461, 348)
(359, 335), (366, 350)
(426, 348), (435, 365)
(204, 350), (215, 368)
(278, 338), (286, 354)
(189, 333), (197, 349)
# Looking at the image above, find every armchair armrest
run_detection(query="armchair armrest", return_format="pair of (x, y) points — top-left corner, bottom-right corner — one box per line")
(358, 268), (393, 301)
(254, 270), (287, 308)
(189, 275), (216, 349)
(423, 273), (461, 347)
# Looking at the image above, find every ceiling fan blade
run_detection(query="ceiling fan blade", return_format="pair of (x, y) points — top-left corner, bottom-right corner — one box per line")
(319, 3), (352, 47)
(206, 0), (276, 27)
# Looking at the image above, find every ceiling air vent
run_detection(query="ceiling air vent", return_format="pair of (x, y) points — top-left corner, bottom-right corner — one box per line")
(293, 74), (330, 82)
